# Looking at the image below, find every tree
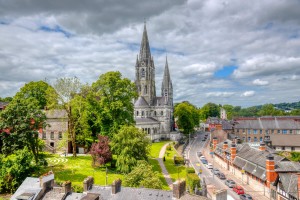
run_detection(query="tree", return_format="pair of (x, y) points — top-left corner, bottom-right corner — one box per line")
(0, 97), (12, 102)
(91, 71), (137, 137)
(90, 135), (112, 166)
(290, 109), (300, 115)
(174, 101), (199, 134)
(123, 160), (162, 189)
(111, 125), (150, 173)
(199, 102), (220, 120)
(14, 81), (55, 109)
(0, 98), (47, 163)
(47, 77), (81, 157)
(258, 104), (284, 116)
(222, 104), (234, 119)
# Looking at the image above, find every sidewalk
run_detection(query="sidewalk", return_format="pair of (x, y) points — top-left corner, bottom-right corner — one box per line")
(202, 143), (269, 200)
(156, 142), (173, 189)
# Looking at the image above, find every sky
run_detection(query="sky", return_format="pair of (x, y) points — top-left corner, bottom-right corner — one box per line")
(0, 0), (300, 108)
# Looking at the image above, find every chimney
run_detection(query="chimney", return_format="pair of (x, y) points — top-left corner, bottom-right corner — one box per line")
(173, 180), (186, 199)
(223, 141), (228, 157)
(266, 154), (277, 187)
(83, 176), (94, 192)
(112, 179), (122, 194)
(62, 181), (72, 194)
(230, 143), (236, 162)
(212, 137), (218, 151)
(259, 142), (266, 151)
(234, 136), (239, 144)
(39, 171), (54, 190)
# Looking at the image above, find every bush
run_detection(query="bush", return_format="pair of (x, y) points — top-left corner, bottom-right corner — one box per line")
(166, 145), (172, 151)
(186, 173), (201, 194)
(174, 156), (184, 165)
(186, 167), (195, 174)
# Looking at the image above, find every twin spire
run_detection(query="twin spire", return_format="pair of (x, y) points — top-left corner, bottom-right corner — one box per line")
(139, 22), (151, 61)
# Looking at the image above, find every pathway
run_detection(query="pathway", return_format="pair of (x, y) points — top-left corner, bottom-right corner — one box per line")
(156, 142), (173, 189)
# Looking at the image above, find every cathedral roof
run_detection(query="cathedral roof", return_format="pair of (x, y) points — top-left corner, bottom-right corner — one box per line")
(134, 96), (149, 107)
(135, 117), (160, 125)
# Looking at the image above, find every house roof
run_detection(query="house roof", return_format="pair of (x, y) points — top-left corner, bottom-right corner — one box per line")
(234, 116), (300, 130)
(277, 173), (299, 199)
(269, 134), (300, 147)
(10, 177), (42, 200)
(135, 117), (160, 125)
(134, 96), (149, 107)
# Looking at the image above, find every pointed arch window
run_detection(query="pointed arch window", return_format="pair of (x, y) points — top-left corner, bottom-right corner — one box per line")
(141, 68), (145, 77)
(144, 85), (147, 94)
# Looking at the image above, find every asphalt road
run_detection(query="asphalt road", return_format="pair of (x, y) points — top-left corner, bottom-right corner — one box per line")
(185, 131), (240, 200)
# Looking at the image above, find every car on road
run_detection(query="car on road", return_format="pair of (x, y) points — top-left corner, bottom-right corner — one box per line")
(200, 156), (206, 160)
(202, 138), (206, 141)
(225, 179), (236, 188)
(240, 194), (253, 200)
(197, 152), (202, 157)
(233, 185), (244, 195)
(201, 159), (208, 164)
(206, 163), (213, 169)
(217, 172), (226, 180)
(211, 168), (220, 175)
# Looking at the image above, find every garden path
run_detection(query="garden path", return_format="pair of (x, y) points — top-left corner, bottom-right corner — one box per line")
(156, 142), (173, 189)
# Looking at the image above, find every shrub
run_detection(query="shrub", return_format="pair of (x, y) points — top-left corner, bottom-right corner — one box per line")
(186, 167), (195, 174)
(186, 173), (200, 194)
(174, 156), (184, 165)
(166, 144), (172, 151)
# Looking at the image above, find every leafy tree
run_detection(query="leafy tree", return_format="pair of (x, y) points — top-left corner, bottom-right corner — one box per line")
(199, 102), (220, 120)
(14, 81), (55, 109)
(47, 77), (82, 157)
(91, 71), (137, 137)
(222, 104), (234, 119)
(258, 104), (284, 116)
(0, 97), (12, 102)
(0, 98), (47, 163)
(90, 135), (112, 166)
(111, 125), (150, 173)
(174, 101), (199, 134)
(290, 109), (300, 116)
(123, 160), (162, 189)
(0, 147), (38, 193)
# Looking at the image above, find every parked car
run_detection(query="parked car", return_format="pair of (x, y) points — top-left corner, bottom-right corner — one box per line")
(217, 172), (226, 180)
(200, 156), (206, 160)
(197, 152), (202, 157)
(211, 168), (220, 175)
(233, 185), (245, 195)
(202, 138), (206, 141)
(206, 163), (213, 169)
(240, 194), (253, 200)
(201, 159), (208, 164)
(225, 179), (236, 188)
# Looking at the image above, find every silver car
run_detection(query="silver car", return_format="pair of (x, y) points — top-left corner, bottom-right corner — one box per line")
(225, 179), (236, 188)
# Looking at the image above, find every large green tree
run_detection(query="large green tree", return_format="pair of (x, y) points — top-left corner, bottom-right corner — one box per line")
(14, 81), (55, 109)
(123, 160), (162, 189)
(174, 101), (199, 135)
(199, 102), (220, 120)
(258, 104), (284, 116)
(91, 71), (137, 137)
(111, 125), (151, 173)
(0, 98), (47, 163)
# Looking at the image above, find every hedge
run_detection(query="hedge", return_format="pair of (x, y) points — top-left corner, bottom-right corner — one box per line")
(186, 173), (200, 194)
(186, 167), (195, 174)
(174, 156), (184, 165)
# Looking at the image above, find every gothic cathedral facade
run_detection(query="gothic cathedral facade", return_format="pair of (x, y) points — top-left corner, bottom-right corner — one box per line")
(134, 23), (174, 141)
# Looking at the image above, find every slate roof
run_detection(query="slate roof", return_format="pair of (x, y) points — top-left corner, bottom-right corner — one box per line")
(10, 177), (42, 200)
(277, 173), (299, 199)
(135, 117), (160, 125)
(134, 96), (149, 107)
(154, 96), (167, 106)
(221, 120), (233, 130)
(234, 116), (300, 129)
(269, 134), (300, 147)
(276, 161), (300, 172)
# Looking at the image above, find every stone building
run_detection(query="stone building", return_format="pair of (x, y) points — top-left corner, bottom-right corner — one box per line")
(134, 23), (174, 141)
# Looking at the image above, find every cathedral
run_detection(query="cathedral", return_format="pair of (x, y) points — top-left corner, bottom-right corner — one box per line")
(134, 23), (174, 141)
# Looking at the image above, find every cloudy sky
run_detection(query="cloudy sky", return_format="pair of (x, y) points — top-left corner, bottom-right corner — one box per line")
(0, 0), (300, 107)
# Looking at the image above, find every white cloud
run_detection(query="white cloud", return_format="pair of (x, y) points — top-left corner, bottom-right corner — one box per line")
(253, 79), (269, 86)
(241, 91), (255, 97)
(206, 92), (235, 98)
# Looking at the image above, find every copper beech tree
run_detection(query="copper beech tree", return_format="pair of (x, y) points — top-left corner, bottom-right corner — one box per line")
(90, 135), (112, 166)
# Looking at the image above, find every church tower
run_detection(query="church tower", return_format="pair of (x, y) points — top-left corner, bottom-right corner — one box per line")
(161, 57), (173, 107)
(135, 23), (156, 105)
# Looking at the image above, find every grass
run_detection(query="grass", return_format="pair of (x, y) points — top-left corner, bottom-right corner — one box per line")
(40, 155), (123, 191)
(148, 158), (170, 190)
(164, 145), (186, 182)
(150, 141), (170, 158)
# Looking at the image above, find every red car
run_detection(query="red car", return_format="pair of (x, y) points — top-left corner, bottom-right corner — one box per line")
(233, 185), (245, 195)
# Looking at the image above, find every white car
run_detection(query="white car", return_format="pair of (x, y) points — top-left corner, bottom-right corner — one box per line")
(206, 163), (213, 169)
(200, 156), (206, 160)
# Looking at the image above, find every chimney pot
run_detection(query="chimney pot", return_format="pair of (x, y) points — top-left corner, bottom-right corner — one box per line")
(173, 180), (186, 199)
(112, 179), (122, 194)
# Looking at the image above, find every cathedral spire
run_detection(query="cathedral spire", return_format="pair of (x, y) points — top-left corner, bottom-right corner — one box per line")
(139, 22), (151, 61)
(161, 56), (173, 106)
(162, 56), (171, 88)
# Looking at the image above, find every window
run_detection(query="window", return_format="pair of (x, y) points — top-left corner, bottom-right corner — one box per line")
(254, 137), (257, 142)
(242, 137), (246, 141)
(248, 129), (251, 134)
(271, 129), (274, 134)
(260, 137), (263, 142)
(51, 132), (54, 140)
(161, 111), (163, 116)
(253, 129), (257, 134)
(282, 130), (287, 134)
(59, 132), (62, 140)
(142, 111), (144, 116)
(141, 68), (145, 77)
(144, 86), (147, 94)
(164, 89), (168, 96)
(154, 111), (156, 116)
(291, 147), (295, 151)
(42, 132), (46, 140)
(266, 130), (269, 135)
(290, 130), (293, 134)
(136, 111), (139, 116)
(248, 137), (251, 142)
(277, 130), (281, 134)
(260, 129), (262, 134)
(237, 129), (240, 133)
(281, 146), (285, 150)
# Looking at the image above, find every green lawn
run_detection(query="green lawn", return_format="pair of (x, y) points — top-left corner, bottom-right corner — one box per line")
(150, 141), (170, 158)
(164, 145), (186, 182)
(40, 155), (123, 192)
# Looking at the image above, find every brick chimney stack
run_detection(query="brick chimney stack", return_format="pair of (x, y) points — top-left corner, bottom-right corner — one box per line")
(223, 141), (228, 157)
(259, 142), (266, 151)
(112, 179), (122, 194)
(266, 154), (277, 187)
(173, 180), (186, 199)
(83, 176), (94, 192)
(212, 137), (218, 151)
(62, 181), (72, 194)
(230, 143), (236, 162)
